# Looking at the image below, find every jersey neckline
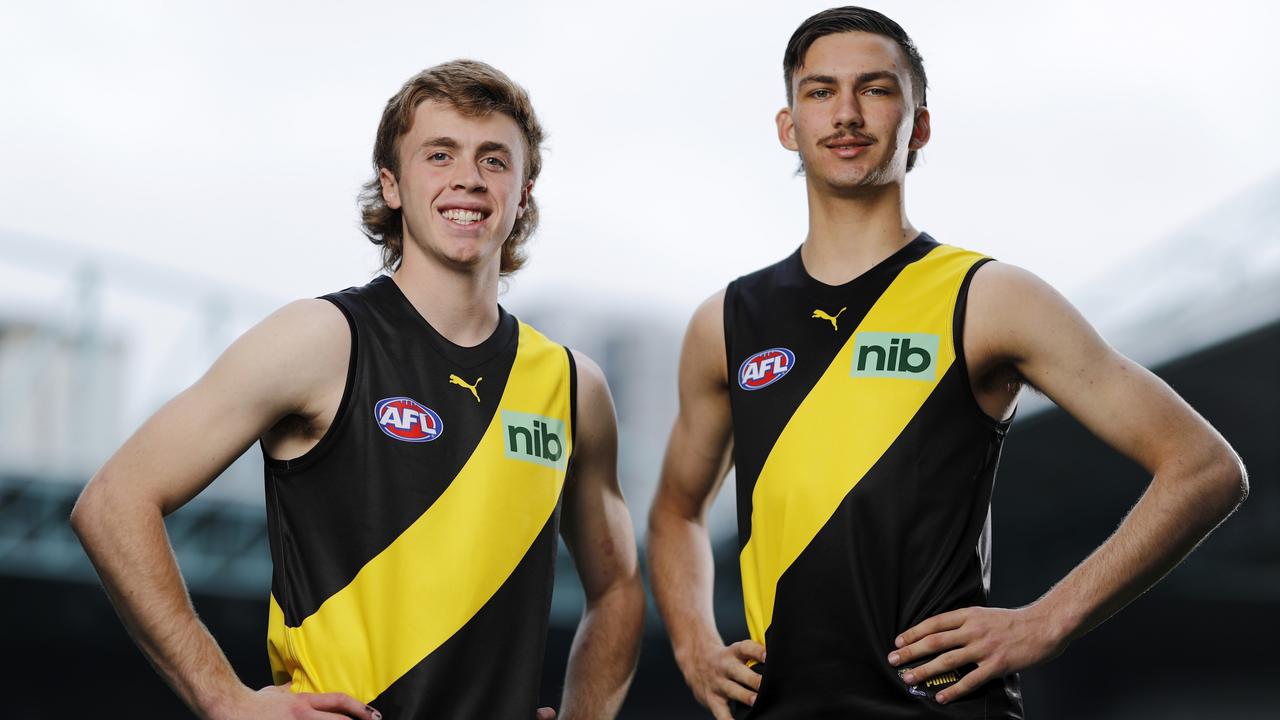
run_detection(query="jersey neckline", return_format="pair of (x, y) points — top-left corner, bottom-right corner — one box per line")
(784, 231), (939, 294)
(372, 274), (518, 368)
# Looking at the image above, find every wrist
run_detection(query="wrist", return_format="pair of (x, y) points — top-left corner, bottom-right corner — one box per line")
(195, 679), (254, 720)
(673, 627), (723, 672)
(1027, 594), (1082, 648)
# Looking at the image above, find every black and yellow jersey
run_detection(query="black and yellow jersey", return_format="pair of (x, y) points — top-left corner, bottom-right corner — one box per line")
(261, 275), (574, 719)
(725, 234), (1023, 718)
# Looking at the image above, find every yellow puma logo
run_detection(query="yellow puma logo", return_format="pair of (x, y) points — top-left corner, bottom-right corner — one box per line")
(448, 374), (482, 403)
(811, 307), (846, 331)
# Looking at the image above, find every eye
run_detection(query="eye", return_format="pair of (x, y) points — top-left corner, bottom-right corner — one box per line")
(481, 156), (508, 170)
(864, 87), (892, 97)
(810, 88), (834, 99)
(428, 151), (450, 162)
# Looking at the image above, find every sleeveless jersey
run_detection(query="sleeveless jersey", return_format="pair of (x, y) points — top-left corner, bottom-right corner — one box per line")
(261, 275), (575, 719)
(725, 234), (1023, 718)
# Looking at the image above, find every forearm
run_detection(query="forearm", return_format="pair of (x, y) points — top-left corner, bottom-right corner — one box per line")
(648, 507), (723, 670)
(559, 577), (645, 720)
(1034, 451), (1247, 644)
(71, 480), (249, 719)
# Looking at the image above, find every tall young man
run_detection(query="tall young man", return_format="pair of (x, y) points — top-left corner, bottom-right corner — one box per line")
(648, 8), (1247, 718)
(72, 61), (644, 720)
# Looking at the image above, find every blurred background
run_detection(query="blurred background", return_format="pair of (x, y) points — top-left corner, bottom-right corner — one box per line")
(2, 0), (1277, 717)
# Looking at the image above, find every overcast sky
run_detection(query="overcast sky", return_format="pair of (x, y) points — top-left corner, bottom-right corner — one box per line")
(3, 0), (1279, 319)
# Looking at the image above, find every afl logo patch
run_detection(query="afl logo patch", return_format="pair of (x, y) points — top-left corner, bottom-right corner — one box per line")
(374, 397), (443, 443)
(738, 348), (795, 391)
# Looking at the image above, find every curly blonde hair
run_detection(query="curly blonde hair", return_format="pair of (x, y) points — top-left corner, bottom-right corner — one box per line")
(358, 60), (545, 274)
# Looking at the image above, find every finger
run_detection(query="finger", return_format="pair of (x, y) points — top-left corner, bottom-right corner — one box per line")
(536, 707), (557, 719)
(936, 664), (995, 705)
(888, 629), (965, 667)
(896, 608), (967, 648)
(901, 648), (976, 686)
(304, 692), (381, 719)
(707, 696), (734, 720)
(729, 639), (767, 664)
(717, 675), (758, 707)
(302, 711), (364, 720)
(723, 658), (763, 692)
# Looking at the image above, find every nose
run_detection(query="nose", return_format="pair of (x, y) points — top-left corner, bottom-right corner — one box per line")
(449, 159), (486, 192)
(833, 89), (863, 130)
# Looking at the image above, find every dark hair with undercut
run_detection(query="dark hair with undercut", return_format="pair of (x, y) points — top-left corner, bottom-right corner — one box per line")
(783, 6), (928, 171)
(358, 60), (544, 274)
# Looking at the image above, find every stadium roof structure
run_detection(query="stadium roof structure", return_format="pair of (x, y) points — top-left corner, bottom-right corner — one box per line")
(1021, 171), (1280, 415)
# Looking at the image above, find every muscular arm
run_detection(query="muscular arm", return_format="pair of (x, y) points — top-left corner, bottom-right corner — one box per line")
(890, 263), (1248, 703)
(555, 351), (645, 720)
(70, 300), (377, 720)
(648, 291), (764, 719)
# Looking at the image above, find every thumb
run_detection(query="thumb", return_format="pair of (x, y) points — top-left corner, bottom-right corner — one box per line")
(536, 707), (557, 719)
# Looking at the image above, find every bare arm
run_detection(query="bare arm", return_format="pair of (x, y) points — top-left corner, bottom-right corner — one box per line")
(70, 299), (379, 720)
(555, 351), (646, 720)
(889, 263), (1248, 703)
(648, 291), (764, 720)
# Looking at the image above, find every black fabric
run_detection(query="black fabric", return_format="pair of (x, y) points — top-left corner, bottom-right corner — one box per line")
(261, 275), (564, 719)
(725, 234), (937, 548)
(725, 236), (1023, 718)
(369, 510), (561, 719)
(265, 275), (520, 626)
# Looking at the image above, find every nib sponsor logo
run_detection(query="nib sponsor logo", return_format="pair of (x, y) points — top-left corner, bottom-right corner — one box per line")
(502, 411), (568, 470)
(851, 333), (939, 381)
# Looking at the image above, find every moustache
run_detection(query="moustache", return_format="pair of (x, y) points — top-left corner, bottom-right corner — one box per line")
(819, 131), (876, 146)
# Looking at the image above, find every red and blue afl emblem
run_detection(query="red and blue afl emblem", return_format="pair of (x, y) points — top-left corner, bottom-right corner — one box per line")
(374, 396), (443, 442)
(738, 348), (795, 390)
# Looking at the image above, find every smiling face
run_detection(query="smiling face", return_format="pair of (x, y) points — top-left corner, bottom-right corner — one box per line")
(777, 31), (930, 193)
(378, 100), (532, 274)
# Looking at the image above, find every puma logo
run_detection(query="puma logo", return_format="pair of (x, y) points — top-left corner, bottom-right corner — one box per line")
(811, 307), (846, 331)
(448, 374), (482, 403)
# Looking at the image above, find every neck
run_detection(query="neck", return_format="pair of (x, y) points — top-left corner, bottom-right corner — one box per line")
(801, 178), (918, 284)
(391, 243), (501, 348)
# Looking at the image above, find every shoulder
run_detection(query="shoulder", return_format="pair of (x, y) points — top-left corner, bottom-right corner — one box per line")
(568, 348), (612, 408)
(967, 261), (1077, 321)
(245, 298), (352, 366)
(566, 348), (618, 453)
(688, 287), (727, 339)
(210, 298), (351, 406)
(965, 261), (1098, 363)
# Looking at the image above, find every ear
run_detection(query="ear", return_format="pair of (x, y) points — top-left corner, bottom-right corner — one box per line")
(908, 106), (931, 151)
(379, 167), (401, 210)
(515, 178), (534, 219)
(776, 106), (799, 151)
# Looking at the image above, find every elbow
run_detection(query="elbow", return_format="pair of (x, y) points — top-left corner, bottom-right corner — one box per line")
(1206, 444), (1248, 517)
(69, 471), (115, 545)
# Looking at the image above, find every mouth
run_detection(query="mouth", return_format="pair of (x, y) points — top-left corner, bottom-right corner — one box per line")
(824, 137), (873, 158)
(437, 206), (492, 227)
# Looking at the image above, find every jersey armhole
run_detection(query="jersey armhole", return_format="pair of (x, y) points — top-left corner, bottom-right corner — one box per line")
(952, 258), (1014, 434)
(565, 346), (578, 466)
(722, 280), (737, 371)
(262, 295), (360, 473)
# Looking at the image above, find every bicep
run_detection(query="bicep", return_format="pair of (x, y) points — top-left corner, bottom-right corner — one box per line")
(979, 265), (1221, 474)
(91, 299), (347, 513)
(560, 351), (639, 598)
(652, 291), (734, 522)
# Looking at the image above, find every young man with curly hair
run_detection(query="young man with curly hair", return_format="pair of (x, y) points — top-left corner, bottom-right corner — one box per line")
(73, 60), (644, 720)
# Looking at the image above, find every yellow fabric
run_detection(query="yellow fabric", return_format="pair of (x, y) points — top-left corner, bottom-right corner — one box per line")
(739, 245), (984, 645)
(266, 322), (572, 701)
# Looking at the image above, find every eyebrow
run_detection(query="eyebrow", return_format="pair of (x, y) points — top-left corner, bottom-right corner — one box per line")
(797, 70), (900, 88)
(420, 137), (513, 157)
(476, 140), (513, 157)
(420, 136), (460, 150)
